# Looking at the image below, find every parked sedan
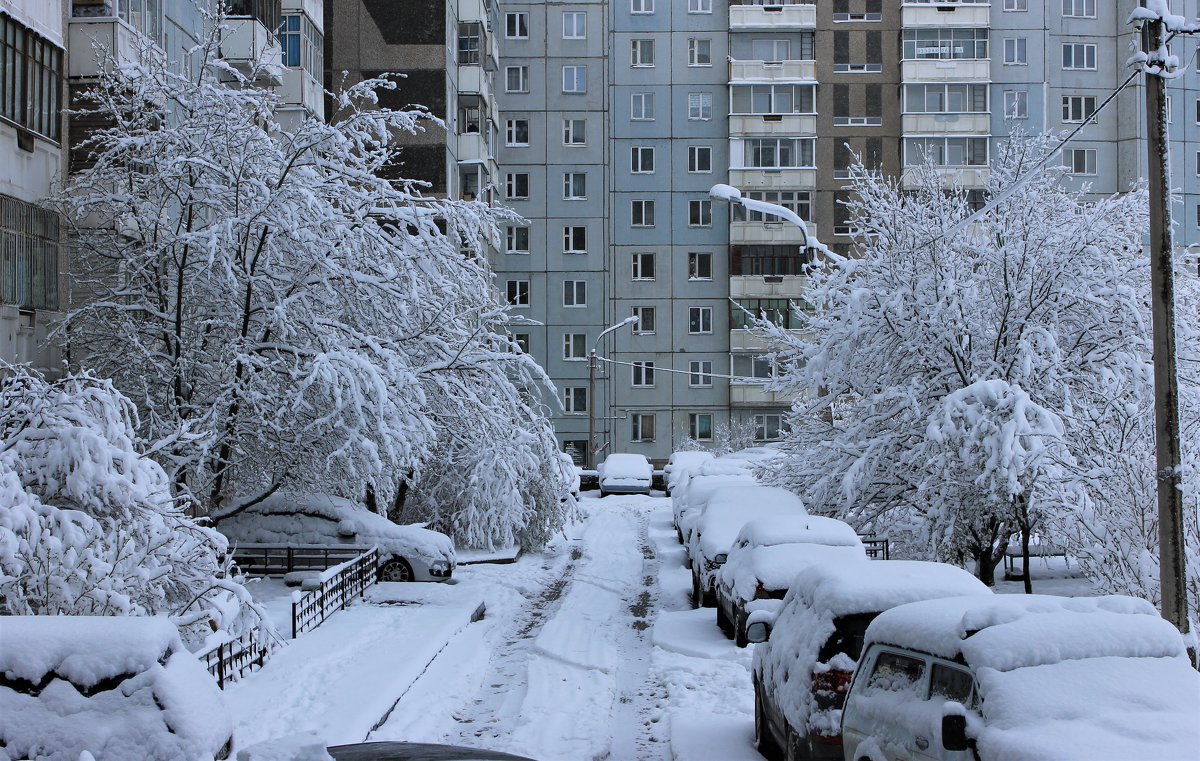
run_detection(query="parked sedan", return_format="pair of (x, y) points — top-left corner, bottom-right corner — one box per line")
(715, 516), (866, 646)
(216, 492), (456, 583)
(597, 453), (653, 496)
(663, 450), (714, 497)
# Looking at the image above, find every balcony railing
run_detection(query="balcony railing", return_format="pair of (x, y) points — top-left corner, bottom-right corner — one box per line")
(227, 0), (281, 34)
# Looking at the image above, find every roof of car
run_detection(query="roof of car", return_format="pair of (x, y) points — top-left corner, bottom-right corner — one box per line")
(734, 515), (861, 548)
(698, 487), (807, 556)
(792, 560), (990, 619)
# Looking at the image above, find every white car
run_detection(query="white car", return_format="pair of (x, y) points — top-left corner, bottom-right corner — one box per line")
(715, 515), (867, 646)
(663, 450), (714, 497)
(597, 453), (653, 496)
(671, 458), (758, 541)
(842, 594), (1200, 761)
(748, 561), (991, 761)
(217, 493), (456, 583)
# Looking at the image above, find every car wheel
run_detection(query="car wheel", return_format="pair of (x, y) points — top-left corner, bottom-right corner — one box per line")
(702, 580), (717, 608)
(716, 602), (734, 638)
(755, 684), (784, 760)
(599, 490), (608, 498)
(735, 611), (749, 648)
(378, 558), (414, 583)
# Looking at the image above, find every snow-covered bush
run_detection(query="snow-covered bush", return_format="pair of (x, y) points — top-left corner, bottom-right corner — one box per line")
(0, 363), (270, 648)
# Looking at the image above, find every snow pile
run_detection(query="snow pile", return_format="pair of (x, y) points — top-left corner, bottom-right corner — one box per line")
(237, 733), (333, 761)
(0, 616), (233, 761)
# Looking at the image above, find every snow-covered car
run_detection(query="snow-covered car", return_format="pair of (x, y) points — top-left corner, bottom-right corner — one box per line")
(715, 516), (867, 646)
(720, 444), (784, 465)
(597, 453), (653, 496)
(841, 594), (1200, 761)
(0, 616), (233, 761)
(748, 561), (990, 761)
(663, 450), (714, 497)
(686, 485), (807, 608)
(671, 458), (758, 541)
(217, 493), (456, 583)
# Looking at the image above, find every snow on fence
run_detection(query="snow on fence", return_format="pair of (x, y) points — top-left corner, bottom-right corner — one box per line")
(291, 547), (379, 639)
(231, 544), (370, 576)
(200, 627), (274, 689)
(860, 535), (890, 560)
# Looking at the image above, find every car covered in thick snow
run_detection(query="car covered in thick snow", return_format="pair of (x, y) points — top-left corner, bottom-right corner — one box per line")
(0, 616), (233, 761)
(748, 561), (990, 761)
(597, 453), (653, 496)
(842, 594), (1200, 761)
(715, 516), (866, 646)
(671, 458), (758, 542)
(663, 450), (714, 497)
(217, 493), (456, 583)
(686, 485), (807, 608)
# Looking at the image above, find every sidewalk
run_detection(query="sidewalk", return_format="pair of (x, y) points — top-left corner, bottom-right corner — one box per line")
(225, 581), (486, 751)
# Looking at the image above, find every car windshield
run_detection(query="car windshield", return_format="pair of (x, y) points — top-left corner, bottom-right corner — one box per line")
(817, 612), (875, 662)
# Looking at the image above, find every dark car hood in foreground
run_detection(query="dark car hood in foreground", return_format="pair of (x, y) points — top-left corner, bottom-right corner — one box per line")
(328, 741), (537, 761)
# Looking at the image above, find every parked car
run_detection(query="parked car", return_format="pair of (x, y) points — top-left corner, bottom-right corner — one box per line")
(715, 516), (867, 646)
(0, 616), (233, 761)
(748, 561), (990, 761)
(671, 458), (758, 543)
(597, 453), (653, 496)
(327, 741), (538, 760)
(217, 493), (456, 583)
(663, 450), (714, 497)
(841, 594), (1200, 761)
(687, 485), (808, 608)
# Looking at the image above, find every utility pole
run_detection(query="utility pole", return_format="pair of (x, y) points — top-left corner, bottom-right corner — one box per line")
(1141, 4), (1189, 642)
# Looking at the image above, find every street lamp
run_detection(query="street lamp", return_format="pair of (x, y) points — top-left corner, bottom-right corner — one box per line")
(709, 183), (839, 261)
(588, 315), (639, 469)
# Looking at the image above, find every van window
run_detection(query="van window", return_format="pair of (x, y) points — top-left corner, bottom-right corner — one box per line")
(929, 663), (975, 707)
(865, 651), (926, 694)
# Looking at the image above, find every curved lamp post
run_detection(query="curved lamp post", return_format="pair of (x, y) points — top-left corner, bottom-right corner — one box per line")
(587, 315), (640, 469)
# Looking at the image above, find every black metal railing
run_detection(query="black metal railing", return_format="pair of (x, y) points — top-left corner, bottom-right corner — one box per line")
(200, 627), (273, 689)
(291, 547), (379, 638)
(860, 536), (890, 560)
(231, 544), (369, 576)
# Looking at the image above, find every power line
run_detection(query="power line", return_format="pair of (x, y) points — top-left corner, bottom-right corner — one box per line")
(594, 354), (779, 384)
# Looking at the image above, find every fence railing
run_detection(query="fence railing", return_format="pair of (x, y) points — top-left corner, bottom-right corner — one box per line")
(291, 547), (379, 638)
(231, 544), (370, 576)
(200, 627), (273, 689)
(860, 535), (890, 560)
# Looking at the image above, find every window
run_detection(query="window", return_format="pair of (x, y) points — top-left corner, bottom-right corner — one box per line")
(506, 280), (529, 306)
(689, 306), (713, 334)
(457, 22), (481, 64)
(564, 333), (587, 360)
(904, 84), (988, 114)
(1166, 95), (1173, 123)
(631, 0), (654, 14)
(689, 92), (713, 120)
(505, 12), (528, 39)
(0, 14), (63, 141)
(1003, 37), (1027, 65)
(631, 39), (655, 67)
(689, 361), (713, 387)
(689, 200), (712, 227)
(0, 196), (60, 310)
(734, 191), (811, 223)
(632, 200), (655, 227)
(279, 14), (322, 76)
(632, 362), (656, 387)
(563, 11), (586, 39)
(688, 146), (712, 173)
(1064, 148), (1097, 175)
(632, 252), (656, 281)
(902, 28), (989, 60)
(731, 84), (817, 115)
(689, 0), (712, 13)
(505, 173), (529, 200)
(688, 38), (712, 67)
(563, 65), (587, 93)
(563, 280), (587, 307)
(563, 226), (587, 253)
(733, 353), (777, 379)
(1004, 0), (1028, 9)
(506, 119), (529, 146)
(632, 306), (656, 334)
(904, 137), (988, 167)
(506, 226), (530, 253)
(506, 66), (529, 92)
(865, 652), (927, 695)
(741, 138), (816, 168)
(631, 92), (656, 120)
(1062, 43), (1096, 70)
(564, 172), (587, 200)
(632, 146), (656, 173)
(752, 39), (791, 62)
(753, 414), (785, 442)
(1195, 150), (1200, 176)
(689, 414), (714, 441)
(1062, 0), (1095, 17)
(1062, 95), (1097, 123)
(688, 252), (712, 280)
(564, 387), (587, 414)
(631, 413), (655, 442)
(1004, 90), (1029, 119)
(930, 664), (976, 707)
(563, 118), (585, 145)
(513, 333), (530, 353)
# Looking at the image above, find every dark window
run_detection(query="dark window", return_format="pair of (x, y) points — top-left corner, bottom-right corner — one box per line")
(865, 84), (882, 118)
(866, 31), (881, 64)
(818, 613), (876, 662)
(0, 194), (61, 310)
(833, 84), (850, 119)
(0, 13), (63, 141)
(929, 663), (975, 706)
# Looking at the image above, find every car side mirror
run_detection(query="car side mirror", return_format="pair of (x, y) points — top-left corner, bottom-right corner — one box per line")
(745, 621), (771, 643)
(942, 708), (968, 752)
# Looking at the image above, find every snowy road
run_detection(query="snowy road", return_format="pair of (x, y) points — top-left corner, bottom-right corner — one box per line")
(367, 493), (761, 761)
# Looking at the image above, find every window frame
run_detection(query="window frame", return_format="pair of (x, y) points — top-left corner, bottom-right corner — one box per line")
(688, 91), (714, 121)
(632, 199), (656, 227)
(689, 200), (713, 228)
(505, 119), (530, 146)
(563, 279), (588, 307)
(689, 360), (713, 388)
(632, 361), (656, 388)
(1062, 0), (1096, 18)
(563, 225), (588, 254)
(506, 279), (530, 307)
(632, 252), (656, 281)
(688, 251), (713, 281)
(505, 12), (528, 40)
(688, 38), (712, 67)
(631, 92), (656, 121)
(563, 386), (588, 414)
(505, 225), (530, 254)
(505, 173), (530, 200)
(562, 65), (587, 94)
(563, 172), (587, 200)
(564, 333), (587, 360)
(632, 146), (656, 174)
(1061, 43), (1097, 71)
(689, 413), (714, 441)
(632, 306), (656, 335)
(1003, 90), (1029, 119)
(688, 145), (713, 173)
(631, 39), (655, 67)
(563, 11), (587, 39)
(689, 0), (712, 13)
(1003, 37), (1027, 65)
(631, 0), (655, 15)
(563, 118), (586, 146)
(689, 306), (713, 334)
(1064, 147), (1097, 176)
(1061, 95), (1097, 123)
(505, 65), (529, 93)
(631, 412), (656, 442)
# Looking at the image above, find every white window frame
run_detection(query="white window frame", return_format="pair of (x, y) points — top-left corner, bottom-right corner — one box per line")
(689, 200), (712, 228)
(753, 414), (785, 442)
(506, 279), (529, 307)
(632, 252), (656, 281)
(563, 226), (587, 254)
(631, 0), (654, 15)
(631, 92), (656, 120)
(632, 199), (656, 227)
(1061, 95), (1097, 123)
(688, 92), (713, 121)
(562, 65), (587, 93)
(631, 39), (655, 67)
(688, 145), (713, 173)
(689, 306), (713, 334)
(563, 279), (587, 307)
(505, 173), (529, 200)
(689, 413), (714, 441)
(505, 119), (529, 146)
(632, 361), (656, 388)
(1064, 148), (1097, 176)
(688, 38), (712, 67)
(564, 333), (587, 360)
(505, 226), (530, 254)
(1003, 90), (1028, 119)
(505, 66), (529, 92)
(1062, 0), (1095, 18)
(1003, 37), (1027, 65)
(563, 172), (587, 200)
(1003, 0), (1028, 10)
(1062, 43), (1096, 71)
(505, 12), (528, 39)
(689, 0), (712, 13)
(563, 11), (586, 39)
(689, 361), (713, 388)
(631, 413), (655, 442)
(632, 306), (656, 334)
(632, 146), (656, 173)
(563, 387), (588, 414)
(563, 118), (585, 146)
(688, 251), (713, 281)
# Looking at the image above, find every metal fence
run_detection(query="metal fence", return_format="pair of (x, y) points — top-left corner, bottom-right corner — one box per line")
(291, 547), (379, 638)
(200, 627), (273, 689)
(231, 544), (369, 576)
(860, 536), (890, 560)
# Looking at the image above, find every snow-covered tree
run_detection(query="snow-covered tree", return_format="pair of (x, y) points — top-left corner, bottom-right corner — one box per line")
(758, 132), (1189, 586)
(0, 363), (270, 648)
(52, 19), (568, 546)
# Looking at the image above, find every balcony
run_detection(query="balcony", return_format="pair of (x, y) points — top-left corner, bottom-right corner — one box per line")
(729, 275), (808, 300)
(901, 165), (990, 190)
(456, 132), (489, 163)
(902, 58), (989, 82)
(68, 16), (165, 79)
(730, 328), (805, 353)
(729, 382), (792, 408)
(279, 67), (323, 120)
(730, 3), (816, 30)
(901, 5), (990, 28)
(729, 59), (816, 83)
(730, 220), (810, 246)
(221, 17), (284, 85)
(729, 114), (817, 137)
(457, 65), (493, 101)
(902, 113), (990, 134)
(729, 168), (817, 191)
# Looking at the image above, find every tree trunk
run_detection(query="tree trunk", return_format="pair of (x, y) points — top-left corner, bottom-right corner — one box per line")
(969, 517), (1009, 587)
